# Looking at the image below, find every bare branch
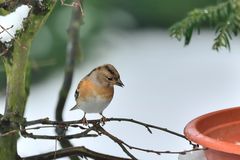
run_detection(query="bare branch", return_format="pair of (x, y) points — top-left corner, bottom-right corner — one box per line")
(25, 117), (50, 126)
(95, 124), (204, 157)
(55, 2), (82, 123)
(21, 126), (97, 140)
(0, 25), (13, 35)
(106, 118), (199, 148)
(25, 117), (187, 141)
(60, 0), (85, 15)
(22, 146), (131, 160)
(95, 124), (137, 160)
(107, 118), (186, 139)
(0, 25), (13, 57)
(0, 24), (27, 50)
(0, 129), (18, 137)
(0, 116), (205, 159)
(22, 117), (203, 155)
(55, 1), (83, 160)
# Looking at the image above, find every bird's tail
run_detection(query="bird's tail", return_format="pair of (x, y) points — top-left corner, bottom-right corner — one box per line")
(70, 105), (79, 111)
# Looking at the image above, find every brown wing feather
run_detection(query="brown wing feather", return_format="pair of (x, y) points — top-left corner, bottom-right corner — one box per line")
(74, 89), (79, 100)
(74, 81), (82, 100)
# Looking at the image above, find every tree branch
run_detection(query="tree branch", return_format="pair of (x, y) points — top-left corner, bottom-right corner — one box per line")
(54, 1), (83, 159)
(22, 146), (131, 160)
(169, 0), (240, 51)
(94, 124), (138, 160)
(22, 117), (201, 149)
(107, 118), (187, 140)
(55, 1), (82, 123)
(0, 25), (13, 35)
(95, 124), (203, 157)
(21, 126), (97, 140)
(25, 117), (188, 142)
(2, 116), (204, 159)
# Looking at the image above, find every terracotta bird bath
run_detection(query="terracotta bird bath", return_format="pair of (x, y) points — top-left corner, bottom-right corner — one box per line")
(184, 106), (240, 160)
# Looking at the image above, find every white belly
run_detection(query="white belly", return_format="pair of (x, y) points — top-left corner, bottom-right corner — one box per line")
(77, 96), (112, 113)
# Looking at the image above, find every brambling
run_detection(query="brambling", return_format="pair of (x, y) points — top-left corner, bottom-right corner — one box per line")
(70, 64), (124, 125)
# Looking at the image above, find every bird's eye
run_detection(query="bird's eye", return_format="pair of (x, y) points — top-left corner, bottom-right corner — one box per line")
(107, 77), (113, 81)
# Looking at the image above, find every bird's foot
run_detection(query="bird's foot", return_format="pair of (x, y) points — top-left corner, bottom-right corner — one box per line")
(81, 116), (88, 126)
(100, 115), (107, 125)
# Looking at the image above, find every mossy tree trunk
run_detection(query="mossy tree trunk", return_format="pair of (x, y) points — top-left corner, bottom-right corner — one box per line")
(0, 1), (57, 159)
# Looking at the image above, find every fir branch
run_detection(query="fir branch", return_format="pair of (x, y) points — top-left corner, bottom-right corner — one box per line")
(170, 0), (240, 51)
(213, 21), (232, 51)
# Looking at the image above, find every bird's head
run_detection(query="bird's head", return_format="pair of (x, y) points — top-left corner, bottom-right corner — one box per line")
(91, 64), (124, 87)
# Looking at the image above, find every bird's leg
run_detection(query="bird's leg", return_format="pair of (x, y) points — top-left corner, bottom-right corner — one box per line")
(81, 112), (88, 126)
(100, 113), (107, 125)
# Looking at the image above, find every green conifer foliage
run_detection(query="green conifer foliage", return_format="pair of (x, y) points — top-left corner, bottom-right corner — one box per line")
(170, 0), (240, 51)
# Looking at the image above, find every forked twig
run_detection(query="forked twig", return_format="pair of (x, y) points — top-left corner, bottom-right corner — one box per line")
(0, 25), (13, 35)
(60, 0), (84, 15)
(95, 124), (204, 159)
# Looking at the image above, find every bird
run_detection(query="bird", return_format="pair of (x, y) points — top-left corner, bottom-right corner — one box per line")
(70, 64), (124, 125)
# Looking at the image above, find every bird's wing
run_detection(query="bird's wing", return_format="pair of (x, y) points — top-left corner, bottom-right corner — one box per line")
(74, 80), (82, 100)
(70, 104), (79, 111)
(74, 89), (79, 100)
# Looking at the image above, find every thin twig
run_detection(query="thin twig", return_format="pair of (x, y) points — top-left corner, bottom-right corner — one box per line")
(21, 125), (97, 140)
(106, 118), (199, 149)
(21, 131), (97, 140)
(0, 25), (13, 56)
(0, 129), (18, 137)
(60, 0), (84, 15)
(0, 25), (13, 35)
(95, 124), (137, 160)
(95, 124), (205, 156)
(0, 25), (27, 49)
(107, 118), (186, 139)
(54, 138), (57, 160)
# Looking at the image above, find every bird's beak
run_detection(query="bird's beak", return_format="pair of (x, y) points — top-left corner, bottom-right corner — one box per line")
(116, 79), (124, 87)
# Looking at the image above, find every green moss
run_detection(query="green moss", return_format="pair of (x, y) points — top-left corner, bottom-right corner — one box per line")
(0, 135), (18, 160)
(0, 8), (9, 15)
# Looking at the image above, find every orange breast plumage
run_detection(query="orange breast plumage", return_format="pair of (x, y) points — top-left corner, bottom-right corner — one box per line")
(74, 79), (114, 113)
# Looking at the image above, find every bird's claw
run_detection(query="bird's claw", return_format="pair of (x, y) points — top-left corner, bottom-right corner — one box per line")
(100, 116), (107, 125)
(81, 117), (88, 126)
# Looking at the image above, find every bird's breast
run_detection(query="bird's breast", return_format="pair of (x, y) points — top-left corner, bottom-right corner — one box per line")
(79, 79), (114, 101)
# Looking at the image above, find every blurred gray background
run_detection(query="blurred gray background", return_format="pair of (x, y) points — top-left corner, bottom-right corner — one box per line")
(1, 1), (240, 160)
